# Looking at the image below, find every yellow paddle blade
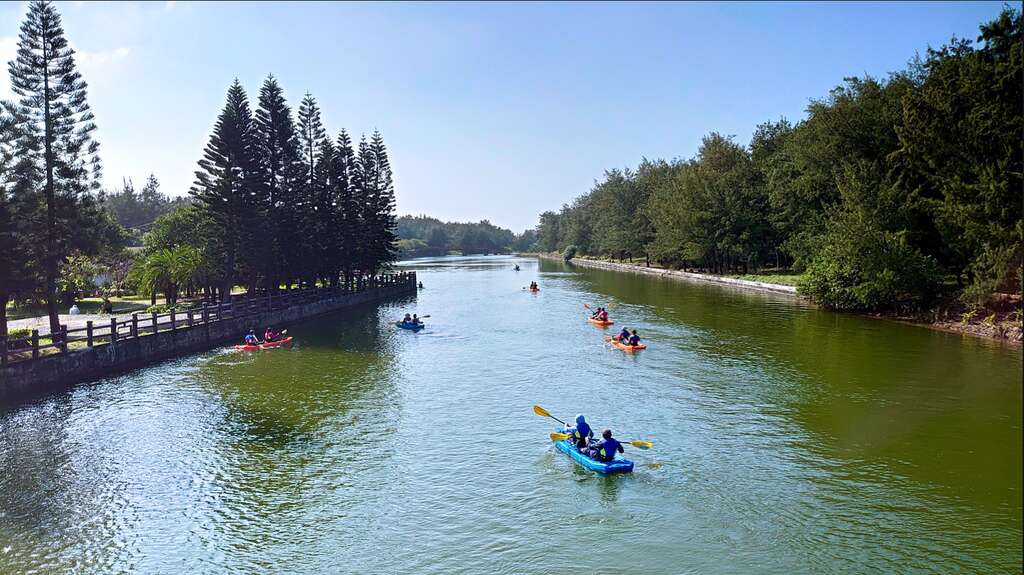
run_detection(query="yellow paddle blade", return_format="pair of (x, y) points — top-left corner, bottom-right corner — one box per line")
(583, 303), (591, 309)
(627, 440), (653, 449)
(607, 302), (618, 309)
(533, 405), (551, 418)
(550, 432), (571, 441)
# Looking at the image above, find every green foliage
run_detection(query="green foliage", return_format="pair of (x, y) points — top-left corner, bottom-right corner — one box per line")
(396, 238), (430, 257)
(396, 215), (517, 255)
(535, 8), (1022, 312)
(562, 245), (577, 262)
(101, 175), (190, 243)
(799, 210), (941, 311)
(7, 0), (106, 332)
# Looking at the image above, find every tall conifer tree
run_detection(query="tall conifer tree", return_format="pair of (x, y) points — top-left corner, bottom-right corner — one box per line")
(8, 0), (102, 332)
(295, 93), (327, 285)
(190, 80), (259, 299)
(253, 75), (301, 290)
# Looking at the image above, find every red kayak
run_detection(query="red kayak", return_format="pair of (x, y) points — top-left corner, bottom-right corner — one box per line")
(234, 336), (293, 351)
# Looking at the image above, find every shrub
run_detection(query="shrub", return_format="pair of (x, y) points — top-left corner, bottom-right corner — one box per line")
(799, 212), (941, 311)
(562, 245), (578, 262)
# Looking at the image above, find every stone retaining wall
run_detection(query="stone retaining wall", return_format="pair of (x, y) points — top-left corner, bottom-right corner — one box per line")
(0, 283), (414, 401)
(542, 255), (799, 296)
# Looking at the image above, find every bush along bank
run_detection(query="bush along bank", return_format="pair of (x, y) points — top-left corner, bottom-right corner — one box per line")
(543, 254), (1022, 344)
(532, 9), (1022, 335)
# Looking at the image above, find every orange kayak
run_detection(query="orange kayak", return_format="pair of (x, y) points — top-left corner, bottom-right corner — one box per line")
(611, 339), (646, 352)
(528, 288), (540, 292)
(588, 317), (614, 327)
(234, 336), (293, 351)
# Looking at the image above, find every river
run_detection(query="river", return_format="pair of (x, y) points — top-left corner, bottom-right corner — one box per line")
(1, 255), (1020, 574)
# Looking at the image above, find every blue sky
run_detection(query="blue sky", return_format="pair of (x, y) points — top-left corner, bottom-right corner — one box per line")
(0, 1), (1007, 232)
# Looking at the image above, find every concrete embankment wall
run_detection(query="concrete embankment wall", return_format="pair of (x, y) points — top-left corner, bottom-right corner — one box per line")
(539, 254), (799, 296)
(0, 284), (413, 401)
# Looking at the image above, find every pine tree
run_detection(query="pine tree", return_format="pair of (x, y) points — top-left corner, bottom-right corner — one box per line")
(0, 103), (36, 338)
(190, 80), (259, 300)
(295, 93), (327, 285)
(357, 131), (398, 274)
(332, 130), (359, 287)
(8, 0), (102, 332)
(253, 74), (302, 290)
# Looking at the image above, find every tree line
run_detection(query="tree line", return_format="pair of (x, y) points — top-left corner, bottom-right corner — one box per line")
(535, 8), (1021, 312)
(0, 0), (400, 337)
(396, 215), (534, 257)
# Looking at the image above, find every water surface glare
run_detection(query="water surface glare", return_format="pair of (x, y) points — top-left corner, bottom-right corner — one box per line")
(1, 255), (1021, 574)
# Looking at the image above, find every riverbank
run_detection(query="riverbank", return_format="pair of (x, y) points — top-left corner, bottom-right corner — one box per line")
(1, 273), (417, 401)
(537, 254), (1023, 344)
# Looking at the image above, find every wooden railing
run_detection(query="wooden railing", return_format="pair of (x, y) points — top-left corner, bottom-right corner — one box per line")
(1, 272), (416, 368)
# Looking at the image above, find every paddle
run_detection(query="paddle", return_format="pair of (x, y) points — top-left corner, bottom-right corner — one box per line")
(532, 404), (567, 426)
(549, 432), (652, 450)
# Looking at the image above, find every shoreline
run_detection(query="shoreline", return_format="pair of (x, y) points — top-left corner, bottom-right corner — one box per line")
(534, 254), (1022, 345)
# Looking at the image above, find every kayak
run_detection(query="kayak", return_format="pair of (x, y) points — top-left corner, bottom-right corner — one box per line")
(234, 336), (293, 351)
(588, 317), (614, 327)
(528, 288), (540, 292)
(395, 321), (425, 331)
(611, 339), (646, 352)
(553, 430), (634, 474)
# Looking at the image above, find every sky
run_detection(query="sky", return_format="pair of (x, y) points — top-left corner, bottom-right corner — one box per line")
(0, 1), (1008, 232)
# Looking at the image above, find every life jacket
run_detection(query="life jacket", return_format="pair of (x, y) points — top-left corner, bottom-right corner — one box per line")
(245, 334), (258, 344)
(618, 330), (630, 341)
(596, 438), (622, 462)
(571, 421), (592, 443)
(629, 335), (640, 346)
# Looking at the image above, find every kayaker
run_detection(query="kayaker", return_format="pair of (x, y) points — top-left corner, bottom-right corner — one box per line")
(418, 282), (424, 289)
(243, 330), (260, 346)
(628, 330), (641, 347)
(598, 308), (609, 322)
(264, 327), (278, 343)
(584, 429), (624, 462)
(616, 327), (630, 342)
(402, 313), (412, 325)
(514, 265), (520, 271)
(590, 306), (601, 319)
(565, 414), (593, 449)
(412, 313), (422, 325)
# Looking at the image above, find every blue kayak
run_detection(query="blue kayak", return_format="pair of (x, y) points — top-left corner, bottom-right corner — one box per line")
(395, 321), (424, 331)
(554, 431), (634, 474)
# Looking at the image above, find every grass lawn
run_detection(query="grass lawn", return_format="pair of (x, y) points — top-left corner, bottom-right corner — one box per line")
(6, 295), (152, 320)
(726, 272), (805, 287)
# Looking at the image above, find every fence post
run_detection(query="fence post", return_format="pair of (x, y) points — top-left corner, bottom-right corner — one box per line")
(132, 313), (139, 338)
(202, 304), (209, 324)
(110, 318), (118, 344)
(217, 303), (223, 321)
(1, 335), (7, 368)
(187, 309), (194, 327)
(152, 312), (159, 334)
(87, 321), (94, 347)
(171, 310), (177, 331)
(31, 329), (39, 359)
(59, 325), (68, 354)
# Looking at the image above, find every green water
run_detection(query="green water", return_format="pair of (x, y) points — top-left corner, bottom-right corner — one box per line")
(1, 255), (1020, 574)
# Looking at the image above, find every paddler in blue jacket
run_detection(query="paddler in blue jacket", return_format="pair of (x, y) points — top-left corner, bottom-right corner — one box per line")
(565, 414), (593, 449)
(584, 429), (624, 462)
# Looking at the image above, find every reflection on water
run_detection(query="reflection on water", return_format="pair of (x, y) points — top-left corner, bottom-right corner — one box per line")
(1, 255), (1020, 574)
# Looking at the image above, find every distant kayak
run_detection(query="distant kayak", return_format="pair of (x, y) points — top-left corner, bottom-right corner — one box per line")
(528, 288), (540, 292)
(588, 317), (614, 327)
(553, 431), (634, 474)
(611, 339), (646, 352)
(234, 336), (294, 351)
(395, 321), (425, 331)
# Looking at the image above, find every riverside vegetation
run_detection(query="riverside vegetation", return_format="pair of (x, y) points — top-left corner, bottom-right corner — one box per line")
(533, 8), (1022, 333)
(1, 1), (400, 340)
